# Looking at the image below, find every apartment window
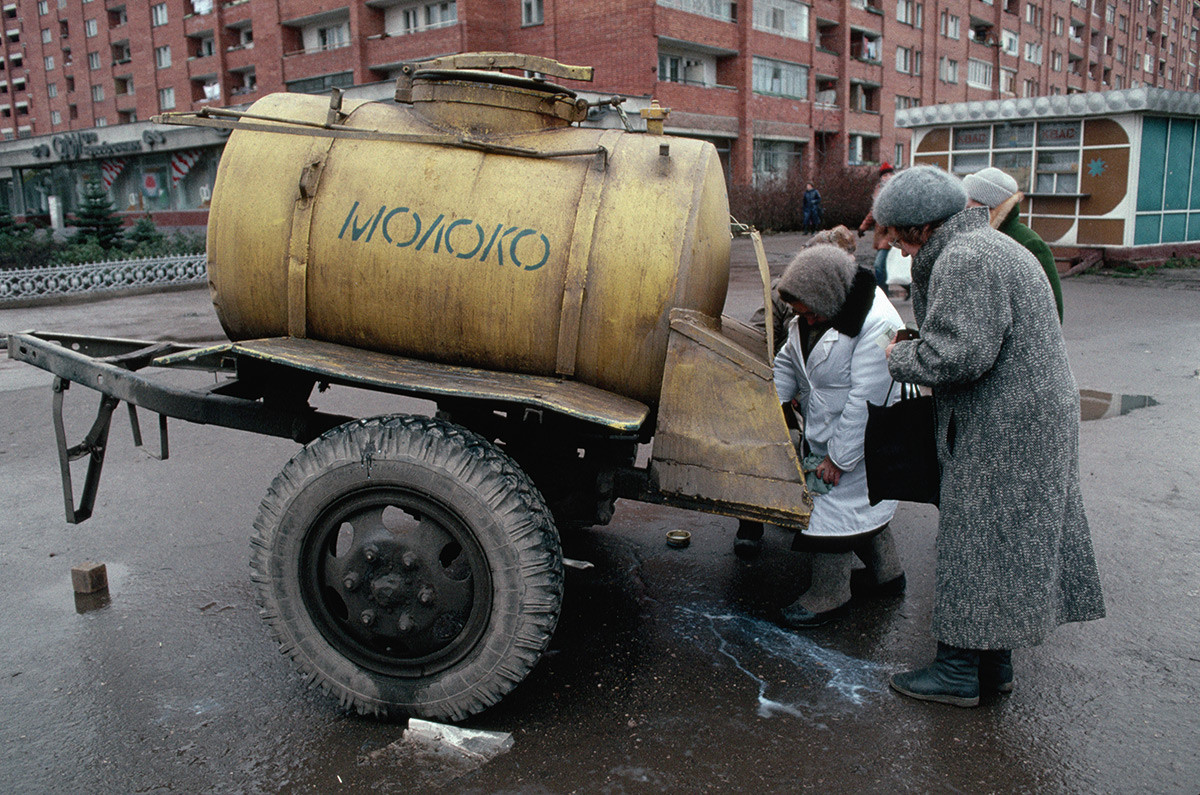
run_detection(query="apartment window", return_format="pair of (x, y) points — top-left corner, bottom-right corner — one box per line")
(85, 18), (97, 37)
(522, 0), (543, 25)
(1025, 42), (1044, 64)
(752, 56), (808, 98)
(386, 1), (457, 34)
(47, 83), (57, 97)
(51, 109), (61, 124)
(896, 46), (922, 75)
(285, 71), (353, 94)
(895, 143), (905, 166)
(155, 45), (171, 68)
(66, 75), (75, 92)
(657, 51), (710, 85)
(1118, 14), (1127, 31)
(317, 24), (347, 50)
(968, 58), (994, 88)
(1023, 78), (1038, 97)
(753, 139), (802, 183)
(1145, 52), (1153, 70)
(1115, 44), (1126, 62)
(753, 0), (810, 41)
(1052, 15), (1064, 35)
(193, 34), (215, 57)
(656, 0), (735, 23)
(1000, 68), (1017, 93)
(41, 28), (51, 43)
(151, 3), (167, 26)
(1053, 51), (1063, 71)
(88, 51), (100, 69)
(1001, 29), (1019, 55)
(1025, 3), (1041, 26)
(897, 0), (922, 27)
(1106, 4), (1116, 22)
(91, 84), (103, 101)
(69, 105), (78, 120)
(848, 134), (879, 165)
(44, 55), (54, 70)
(939, 56), (959, 83)
(895, 94), (921, 111)
(37, 0), (48, 13)
(850, 30), (881, 61)
(95, 117), (107, 127)
(159, 86), (175, 110)
(940, 11), (960, 39)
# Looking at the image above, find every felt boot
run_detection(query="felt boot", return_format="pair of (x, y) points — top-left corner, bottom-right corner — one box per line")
(979, 649), (1014, 693)
(779, 552), (853, 628)
(851, 525), (906, 598)
(890, 642), (981, 707)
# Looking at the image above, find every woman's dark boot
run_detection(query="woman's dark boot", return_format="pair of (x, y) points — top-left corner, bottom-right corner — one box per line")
(979, 649), (1014, 693)
(890, 642), (981, 707)
(851, 525), (906, 598)
(734, 520), (764, 559)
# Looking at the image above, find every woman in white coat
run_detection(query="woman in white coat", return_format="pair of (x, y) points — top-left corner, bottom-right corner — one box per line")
(772, 244), (906, 627)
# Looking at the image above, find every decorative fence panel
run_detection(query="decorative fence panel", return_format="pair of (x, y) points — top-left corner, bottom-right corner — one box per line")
(0, 254), (207, 304)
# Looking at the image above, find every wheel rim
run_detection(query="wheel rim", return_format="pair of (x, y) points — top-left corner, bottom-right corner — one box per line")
(298, 485), (492, 677)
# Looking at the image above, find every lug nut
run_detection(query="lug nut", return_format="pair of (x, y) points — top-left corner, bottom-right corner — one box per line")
(360, 610), (375, 626)
(417, 585), (436, 605)
(401, 551), (420, 570)
(397, 613), (415, 634)
(364, 546), (379, 563)
(343, 573), (359, 591)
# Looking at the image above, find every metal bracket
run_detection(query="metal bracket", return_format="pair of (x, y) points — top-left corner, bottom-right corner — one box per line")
(53, 378), (118, 525)
(127, 404), (169, 461)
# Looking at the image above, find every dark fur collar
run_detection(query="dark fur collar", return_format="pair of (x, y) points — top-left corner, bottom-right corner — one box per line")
(831, 268), (877, 337)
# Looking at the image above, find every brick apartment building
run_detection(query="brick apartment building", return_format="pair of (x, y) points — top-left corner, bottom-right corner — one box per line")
(1, 0), (1198, 223)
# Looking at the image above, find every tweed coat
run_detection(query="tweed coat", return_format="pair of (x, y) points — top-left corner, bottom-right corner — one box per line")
(887, 207), (1105, 649)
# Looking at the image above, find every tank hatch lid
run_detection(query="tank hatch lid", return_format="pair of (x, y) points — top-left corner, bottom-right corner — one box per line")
(413, 68), (578, 98)
(207, 337), (650, 432)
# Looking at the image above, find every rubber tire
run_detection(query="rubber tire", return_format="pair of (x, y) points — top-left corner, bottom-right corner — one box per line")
(250, 415), (563, 722)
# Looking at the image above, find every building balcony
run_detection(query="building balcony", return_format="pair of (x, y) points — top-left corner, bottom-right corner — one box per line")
(223, 44), (256, 71)
(187, 52), (219, 77)
(281, 44), (355, 83)
(364, 25), (461, 69)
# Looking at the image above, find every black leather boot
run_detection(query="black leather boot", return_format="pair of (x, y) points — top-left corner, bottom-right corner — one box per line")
(890, 642), (981, 707)
(979, 649), (1014, 693)
(734, 520), (764, 559)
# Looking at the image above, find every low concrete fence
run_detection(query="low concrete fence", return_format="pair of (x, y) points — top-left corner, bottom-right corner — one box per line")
(0, 254), (207, 305)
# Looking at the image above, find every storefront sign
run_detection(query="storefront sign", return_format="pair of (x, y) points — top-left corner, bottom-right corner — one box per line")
(35, 131), (144, 161)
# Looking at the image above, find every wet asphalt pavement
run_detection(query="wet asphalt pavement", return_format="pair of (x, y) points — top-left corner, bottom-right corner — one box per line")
(1, 239), (1198, 793)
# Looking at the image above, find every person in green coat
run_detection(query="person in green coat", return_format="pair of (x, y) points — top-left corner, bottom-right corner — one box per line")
(963, 167), (1064, 323)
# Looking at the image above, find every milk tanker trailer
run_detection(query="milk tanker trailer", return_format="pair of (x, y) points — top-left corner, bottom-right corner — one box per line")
(8, 54), (811, 721)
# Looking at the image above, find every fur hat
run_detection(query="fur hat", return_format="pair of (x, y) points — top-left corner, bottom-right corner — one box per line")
(775, 244), (859, 319)
(963, 167), (1019, 208)
(872, 165), (967, 228)
(807, 224), (857, 254)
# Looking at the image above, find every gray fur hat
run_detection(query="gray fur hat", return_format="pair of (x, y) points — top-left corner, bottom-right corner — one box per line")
(963, 166), (1019, 208)
(872, 165), (967, 228)
(775, 244), (858, 319)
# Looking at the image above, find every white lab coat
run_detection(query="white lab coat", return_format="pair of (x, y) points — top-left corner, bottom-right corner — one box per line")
(773, 287), (902, 537)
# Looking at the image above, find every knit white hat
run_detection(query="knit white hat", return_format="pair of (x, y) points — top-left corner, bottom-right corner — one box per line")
(962, 167), (1020, 208)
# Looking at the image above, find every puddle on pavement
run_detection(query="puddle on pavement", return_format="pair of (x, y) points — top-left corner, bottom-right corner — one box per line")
(674, 604), (890, 722)
(1080, 389), (1158, 421)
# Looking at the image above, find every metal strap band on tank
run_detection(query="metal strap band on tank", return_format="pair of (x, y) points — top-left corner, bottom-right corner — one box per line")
(556, 129), (620, 378)
(751, 230), (774, 360)
(287, 139), (336, 339)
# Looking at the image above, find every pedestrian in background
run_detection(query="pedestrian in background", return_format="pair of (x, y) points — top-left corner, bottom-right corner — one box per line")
(875, 165), (1104, 707)
(857, 163), (896, 291)
(963, 166), (1064, 322)
(770, 244), (906, 627)
(802, 182), (823, 234)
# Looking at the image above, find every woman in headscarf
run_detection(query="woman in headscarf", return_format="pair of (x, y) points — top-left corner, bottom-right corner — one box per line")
(874, 165), (1104, 707)
(771, 244), (906, 627)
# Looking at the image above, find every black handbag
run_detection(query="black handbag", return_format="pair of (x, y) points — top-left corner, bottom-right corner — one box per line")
(864, 381), (940, 506)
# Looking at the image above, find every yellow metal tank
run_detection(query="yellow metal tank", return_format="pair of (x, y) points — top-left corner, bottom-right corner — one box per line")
(206, 66), (730, 405)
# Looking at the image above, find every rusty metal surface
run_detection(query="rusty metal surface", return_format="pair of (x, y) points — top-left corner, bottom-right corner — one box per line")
(649, 309), (811, 529)
(225, 337), (649, 431)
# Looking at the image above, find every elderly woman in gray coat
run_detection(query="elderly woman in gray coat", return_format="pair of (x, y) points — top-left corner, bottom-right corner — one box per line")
(874, 166), (1104, 707)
